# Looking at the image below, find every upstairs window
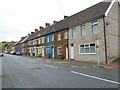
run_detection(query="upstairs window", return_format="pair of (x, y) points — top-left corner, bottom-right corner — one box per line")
(51, 35), (54, 41)
(46, 36), (50, 43)
(92, 22), (98, 35)
(81, 25), (86, 37)
(36, 40), (38, 44)
(57, 46), (62, 55)
(42, 38), (44, 44)
(58, 34), (61, 40)
(64, 32), (68, 39)
(72, 28), (76, 38)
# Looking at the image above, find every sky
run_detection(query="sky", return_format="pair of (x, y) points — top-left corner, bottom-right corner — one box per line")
(0, 0), (104, 42)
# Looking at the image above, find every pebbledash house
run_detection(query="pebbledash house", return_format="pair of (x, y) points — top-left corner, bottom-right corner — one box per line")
(15, 0), (119, 64)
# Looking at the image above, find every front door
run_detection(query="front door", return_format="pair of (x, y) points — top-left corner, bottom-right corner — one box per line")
(70, 46), (74, 60)
(51, 46), (54, 58)
(66, 46), (68, 59)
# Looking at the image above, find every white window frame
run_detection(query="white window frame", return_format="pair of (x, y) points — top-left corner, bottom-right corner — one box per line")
(64, 32), (68, 39)
(42, 37), (44, 44)
(71, 28), (76, 38)
(47, 36), (50, 42)
(58, 34), (61, 40)
(51, 35), (54, 41)
(81, 25), (86, 37)
(57, 46), (62, 55)
(79, 43), (96, 54)
(91, 21), (98, 35)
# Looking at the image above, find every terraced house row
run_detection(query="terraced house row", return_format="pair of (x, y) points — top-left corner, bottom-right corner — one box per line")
(14, 1), (120, 64)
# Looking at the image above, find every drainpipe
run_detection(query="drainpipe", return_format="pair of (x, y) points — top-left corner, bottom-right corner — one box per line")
(103, 16), (108, 64)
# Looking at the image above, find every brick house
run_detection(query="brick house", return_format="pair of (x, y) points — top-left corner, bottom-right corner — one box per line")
(68, 1), (119, 64)
(55, 29), (69, 59)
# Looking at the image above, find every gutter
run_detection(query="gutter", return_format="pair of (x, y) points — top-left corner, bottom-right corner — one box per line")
(102, 15), (108, 64)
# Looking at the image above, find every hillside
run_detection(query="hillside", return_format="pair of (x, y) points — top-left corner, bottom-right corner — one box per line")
(0, 41), (17, 52)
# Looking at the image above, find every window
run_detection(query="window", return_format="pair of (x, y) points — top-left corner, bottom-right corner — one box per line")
(42, 38), (44, 44)
(64, 32), (68, 39)
(46, 47), (50, 54)
(80, 43), (96, 54)
(58, 34), (61, 40)
(72, 28), (76, 38)
(48, 36), (50, 42)
(57, 46), (62, 55)
(46, 36), (50, 43)
(85, 45), (89, 53)
(40, 38), (42, 44)
(81, 25), (86, 37)
(90, 43), (95, 53)
(51, 35), (54, 41)
(92, 22), (98, 35)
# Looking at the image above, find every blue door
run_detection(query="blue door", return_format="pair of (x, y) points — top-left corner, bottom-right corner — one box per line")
(46, 45), (54, 58)
(51, 46), (54, 58)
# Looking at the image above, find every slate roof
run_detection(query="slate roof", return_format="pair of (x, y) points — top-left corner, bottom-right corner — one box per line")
(25, 1), (111, 42)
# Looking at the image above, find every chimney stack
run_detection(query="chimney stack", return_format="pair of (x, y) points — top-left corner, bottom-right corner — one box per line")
(35, 29), (38, 32)
(21, 37), (24, 40)
(39, 26), (44, 30)
(64, 16), (68, 19)
(45, 23), (50, 27)
(28, 33), (30, 36)
(31, 32), (34, 34)
(53, 21), (57, 24)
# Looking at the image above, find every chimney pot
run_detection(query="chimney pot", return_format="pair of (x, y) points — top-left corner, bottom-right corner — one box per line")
(35, 29), (38, 32)
(45, 23), (50, 27)
(28, 33), (30, 36)
(31, 32), (34, 34)
(64, 16), (68, 19)
(21, 37), (24, 40)
(53, 21), (57, 24)
(39, 26), (44, 30)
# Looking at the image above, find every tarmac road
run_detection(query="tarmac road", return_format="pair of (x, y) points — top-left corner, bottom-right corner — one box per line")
(2, 54), (119, 88)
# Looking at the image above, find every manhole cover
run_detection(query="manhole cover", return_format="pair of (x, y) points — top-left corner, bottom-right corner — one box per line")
(0, 75), (5, 78)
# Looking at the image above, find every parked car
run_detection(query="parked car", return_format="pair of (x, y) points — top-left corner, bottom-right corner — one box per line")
(0, 53), (4, 57)
(10, 51), (16, 55)
(16, 52), (22, 55)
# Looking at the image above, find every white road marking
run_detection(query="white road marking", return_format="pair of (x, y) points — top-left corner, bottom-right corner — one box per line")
(71, 71), (120, 85)
(40, 63), (58, 69)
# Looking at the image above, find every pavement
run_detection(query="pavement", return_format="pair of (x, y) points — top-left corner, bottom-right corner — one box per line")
(36, 57), (120, 69)
(105, 58), (120, 69)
